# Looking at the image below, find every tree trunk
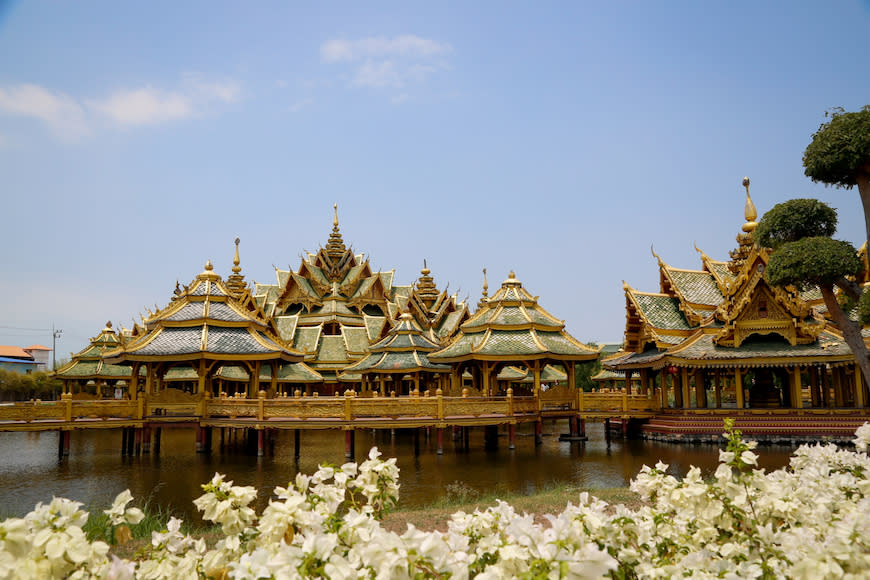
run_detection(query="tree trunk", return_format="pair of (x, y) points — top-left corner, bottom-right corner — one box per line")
(857, 165), (870, 248)
(820, 284), (870, 392)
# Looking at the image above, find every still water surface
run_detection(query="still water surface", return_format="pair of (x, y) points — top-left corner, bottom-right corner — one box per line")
(0, 422), (798, 521)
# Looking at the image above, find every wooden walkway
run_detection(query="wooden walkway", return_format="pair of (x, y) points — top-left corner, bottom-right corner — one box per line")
(0, 389), (661, 432)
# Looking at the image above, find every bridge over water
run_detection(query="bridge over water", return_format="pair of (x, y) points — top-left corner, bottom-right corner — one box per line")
(0, 388), (659, 457)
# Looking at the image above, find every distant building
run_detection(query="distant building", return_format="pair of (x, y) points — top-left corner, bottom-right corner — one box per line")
(23, 345), (51, 371)
(0, 346), (43, 374)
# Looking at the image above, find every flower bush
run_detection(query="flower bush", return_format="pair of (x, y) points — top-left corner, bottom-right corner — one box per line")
(1, 425), (870, 578)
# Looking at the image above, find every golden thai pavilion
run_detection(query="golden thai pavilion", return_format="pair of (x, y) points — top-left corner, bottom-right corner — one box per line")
(605, 179), (868, 413)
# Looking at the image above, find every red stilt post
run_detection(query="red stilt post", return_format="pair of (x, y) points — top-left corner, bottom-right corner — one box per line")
(134, 428), (142, 456)
(143, 426), (151, 454)
(196, 426), (203, 453)
(509, 424), (516, 450)
(535, 421), (543, 445)
(257, 429), (265, 457)
(436, 427), (443, 455)
(345, 429), (355, 459)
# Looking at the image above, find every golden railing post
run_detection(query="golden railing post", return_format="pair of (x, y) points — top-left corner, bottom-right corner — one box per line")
(62, 392), (72, 422)
(344, 389), (354, 421)
(436, 388), (444, 420)
(258, 390), (266, 421)
(202, 391), (211, 419)
(622, 390), (629, 412)
(507, 387), (514, 416)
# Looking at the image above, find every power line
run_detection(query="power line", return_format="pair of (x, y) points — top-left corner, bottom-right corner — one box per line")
(0, 325), (52, 331)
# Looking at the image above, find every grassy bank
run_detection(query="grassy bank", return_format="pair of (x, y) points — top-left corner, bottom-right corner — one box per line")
(381, 483), (641, 533)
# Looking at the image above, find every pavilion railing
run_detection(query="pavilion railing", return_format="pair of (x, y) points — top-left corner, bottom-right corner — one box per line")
(0, 389), (661, 425)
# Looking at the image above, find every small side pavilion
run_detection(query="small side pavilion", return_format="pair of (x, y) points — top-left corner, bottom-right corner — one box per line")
(103, 259), (306, 399)
(54, 322), (141, 398)
(343, 312), (451, 396)
(429, 271), (599, 397)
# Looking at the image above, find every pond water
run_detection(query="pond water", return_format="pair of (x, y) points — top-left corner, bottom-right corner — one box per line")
(0, 420), (799, 521)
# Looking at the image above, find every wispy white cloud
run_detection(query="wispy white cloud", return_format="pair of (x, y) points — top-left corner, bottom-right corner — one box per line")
(321, 35), (452, 98)
(321, 35), (452, 63)
(0, 84), (89, 139)
(288, 97), (314, 113)
(89, 87), (192, 126)
(90, 76), (240, 127)
(0, 75), (241, 139)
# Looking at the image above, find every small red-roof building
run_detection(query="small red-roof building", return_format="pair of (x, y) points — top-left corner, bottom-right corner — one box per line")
(0, 345), (43, 373)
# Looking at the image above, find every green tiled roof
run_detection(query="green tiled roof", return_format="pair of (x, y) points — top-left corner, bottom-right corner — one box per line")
(215, 365), (250, 380)
(315, 335), (349, 362)
(294, 327), (322, 352)
(633, 293), (693, 330)
(668, 269), (723, 306)
(343, 327), (370, 353)
(675, 332), (853, 362)
(473, 331), (542, 356)
(536, 332), (597, 356)
(708, 261), (735, 283)
(260, 362), (323, 382)
(273, 316), (298, 342)
(163, 366), (198, 380)
(364, 316), (388, 341)
(55, 361), (100, 378)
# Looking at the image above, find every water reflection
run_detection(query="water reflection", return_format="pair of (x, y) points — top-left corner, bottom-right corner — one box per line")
(0, 422), (796, 521)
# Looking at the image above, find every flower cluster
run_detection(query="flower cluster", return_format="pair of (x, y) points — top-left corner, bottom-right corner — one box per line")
(1, 426), (870, 578)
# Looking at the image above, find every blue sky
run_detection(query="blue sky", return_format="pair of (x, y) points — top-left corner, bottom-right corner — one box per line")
(1, 1), (869, 359)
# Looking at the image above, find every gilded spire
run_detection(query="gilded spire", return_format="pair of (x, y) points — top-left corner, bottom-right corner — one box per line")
(728, 177), (757, 274)
(326, 203), (347, 261)
(226, 237), (247, 296)
(415, 259), (440, 308)
(477, 268), (489, 310)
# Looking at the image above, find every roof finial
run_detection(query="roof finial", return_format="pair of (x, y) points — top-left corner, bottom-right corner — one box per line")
(227, 237), (247, 295)
(728, 176), (758, 274)
(326, 204), (347, 261)
(742, 176), (757, 233)
(477, 268), (489, 311)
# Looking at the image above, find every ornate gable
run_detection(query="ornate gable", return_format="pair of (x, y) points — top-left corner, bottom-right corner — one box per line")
(714, 245), (821, 347)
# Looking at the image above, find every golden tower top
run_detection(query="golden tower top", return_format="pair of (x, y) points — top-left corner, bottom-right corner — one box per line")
(326, 203), (347, 261)
(728, 177), (758, 274)
(226, 237), (247, 296)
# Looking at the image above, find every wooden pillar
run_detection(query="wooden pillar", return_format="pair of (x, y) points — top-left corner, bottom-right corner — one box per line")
(145, 363), (154, 395)
(567, 362), (576, 391)
(661, 373), (670, 408)
(809, 366), (820, 407)
(481, 362), (491, 396)
(735, 368), (744, 409)
(436, 427), (444, 455)
(681, 367), (690, 408)
(820, 367), (830, 407)
(508, 424), (516, 450)
(257, 429), (265, 457)
(534, 420), (543, 445)
(856, 365), (867, 408)
(294, 429), (301, 459)
(639, 369), (648, 397)
(714, 370), (722, 408)
(270, 361), (278, 396)
(251, 361), (261, 399)
(129, 363), (139, 401)
(533, 361), (542, 410)
(695, 369), (707, 408)
(790, 367), (803, 409)
(451, 368), (461, 395)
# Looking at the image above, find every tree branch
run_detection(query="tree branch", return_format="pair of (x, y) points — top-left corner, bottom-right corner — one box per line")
(834, 277), (863, 302)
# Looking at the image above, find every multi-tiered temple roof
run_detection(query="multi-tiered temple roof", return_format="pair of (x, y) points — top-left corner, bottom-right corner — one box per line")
(607, 179), (853, 373)
(253, 206), (468, 385)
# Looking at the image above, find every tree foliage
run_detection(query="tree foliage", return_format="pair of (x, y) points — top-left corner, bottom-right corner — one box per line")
(804, 105), (870, 188)
(754, 198), (837, 248)
(765, 236), (862, 290)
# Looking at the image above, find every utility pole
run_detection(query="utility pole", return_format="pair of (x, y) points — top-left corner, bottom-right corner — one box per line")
(51, 324), (63, 370)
